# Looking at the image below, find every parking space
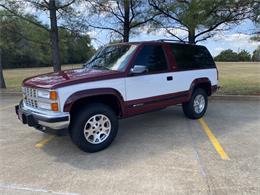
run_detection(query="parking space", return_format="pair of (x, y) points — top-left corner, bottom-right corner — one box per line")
(0, 94), (259, 195)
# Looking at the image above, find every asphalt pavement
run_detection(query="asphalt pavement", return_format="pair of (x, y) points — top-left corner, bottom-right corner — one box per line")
(0, 94), (259, 195)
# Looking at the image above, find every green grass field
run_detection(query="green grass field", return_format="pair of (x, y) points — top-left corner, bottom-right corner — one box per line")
(3, 64), (82, 92)
(216, 62), (260, 95)
(2, 62), (260, 95)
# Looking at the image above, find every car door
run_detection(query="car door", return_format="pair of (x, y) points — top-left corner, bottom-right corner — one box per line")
(125, 44), (174, 107)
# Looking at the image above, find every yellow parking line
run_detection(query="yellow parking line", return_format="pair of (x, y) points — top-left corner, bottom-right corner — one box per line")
(0, 104), (16, 111)
(35, 135), (56, 148)
(198, 118), (230, 160)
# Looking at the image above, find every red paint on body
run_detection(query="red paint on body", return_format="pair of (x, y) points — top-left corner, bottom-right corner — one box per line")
(23, 68), (125, 89)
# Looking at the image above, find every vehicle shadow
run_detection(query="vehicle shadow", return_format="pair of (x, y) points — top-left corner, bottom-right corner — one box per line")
(42, 105), (197, 170)
(41, 100), (260, 171)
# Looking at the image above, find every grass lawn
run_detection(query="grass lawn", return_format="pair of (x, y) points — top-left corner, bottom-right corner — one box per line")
(2, 62), (260, 95)
(3, 64), (82, 92)
(216, 62), (260, 95)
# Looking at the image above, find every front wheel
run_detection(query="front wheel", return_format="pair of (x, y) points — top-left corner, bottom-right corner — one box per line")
(70, 103), (118, 153)
(182, 88), (208, 119)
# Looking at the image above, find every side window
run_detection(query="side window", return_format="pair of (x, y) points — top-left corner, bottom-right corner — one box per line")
(133, 45), (168, 73)
(192, 46), (216, 68)
(171, 44), (215, 70)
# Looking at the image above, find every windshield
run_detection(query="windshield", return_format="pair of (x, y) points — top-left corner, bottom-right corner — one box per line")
(84, 44), (137, 71)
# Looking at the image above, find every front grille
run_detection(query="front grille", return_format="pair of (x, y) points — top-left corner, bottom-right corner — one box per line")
(24, 87), (37, 98)
(23, 87), (38, 109)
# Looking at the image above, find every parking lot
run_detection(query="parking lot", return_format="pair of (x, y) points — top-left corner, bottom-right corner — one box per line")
(0, 94), (259, 195)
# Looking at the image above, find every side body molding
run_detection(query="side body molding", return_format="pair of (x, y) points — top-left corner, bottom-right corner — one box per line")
(63, 88), (125, 115)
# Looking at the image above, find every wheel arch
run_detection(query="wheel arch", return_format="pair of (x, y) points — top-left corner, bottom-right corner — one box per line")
(63, 88), (125, 117)
(189, 78), (213, 97)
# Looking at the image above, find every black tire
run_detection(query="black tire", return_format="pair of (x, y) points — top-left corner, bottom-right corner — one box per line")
(182, 88), (208, 119)
(70, 103), (118, 153)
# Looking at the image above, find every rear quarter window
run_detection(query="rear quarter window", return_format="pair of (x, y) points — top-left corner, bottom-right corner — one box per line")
(171, 44), (216, 70)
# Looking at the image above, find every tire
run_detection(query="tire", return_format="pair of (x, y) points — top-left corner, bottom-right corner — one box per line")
(182, 88), (208, 119)
(70, 103), (118, 153)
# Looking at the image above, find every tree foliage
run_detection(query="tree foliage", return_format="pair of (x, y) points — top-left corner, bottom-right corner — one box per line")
(85, 0), (157, 42)
(252, 46), (260, 62)
(237, 50), (252, 61)
(149, 0), (256, 44)
(214, 49), (253, 61)
(1, 0), (82, 71)
(0, 11), (95, 69)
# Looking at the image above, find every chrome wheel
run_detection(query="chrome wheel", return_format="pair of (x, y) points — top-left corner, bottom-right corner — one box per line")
(193, 94), (205, 114)
(83, 114), (111, 144)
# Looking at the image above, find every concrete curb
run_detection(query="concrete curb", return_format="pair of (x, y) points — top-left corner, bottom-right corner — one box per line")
(210, 95), (260, 101)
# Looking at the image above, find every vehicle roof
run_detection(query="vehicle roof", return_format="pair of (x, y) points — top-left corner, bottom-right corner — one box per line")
(109, 40), (204, 48)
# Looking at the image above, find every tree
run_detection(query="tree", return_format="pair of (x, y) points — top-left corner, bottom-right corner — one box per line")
(149, 0), (255, 44)
(250, 35), (260, 42)
(59, 29), (95, 64)
(252, 46), (260, 62)
(250, 1), (260, 42)
(85, 0), (158, 42)
(0, 11), (94, 68)
(0, 10), (94, 88)
(1, 0), (77, 72)
(0, 10), (50, 69)
(0, 48), (6, 89)
(238, 50), (251, 61)
(0, 12), (6, 88)
(214, 49), (239, 61)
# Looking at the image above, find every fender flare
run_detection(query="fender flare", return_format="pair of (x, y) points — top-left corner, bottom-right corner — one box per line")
(63, 88), (125, 114)
(189, 78), (212, 98)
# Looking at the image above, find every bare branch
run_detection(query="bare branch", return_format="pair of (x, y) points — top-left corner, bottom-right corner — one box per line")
(148, 0), (188, 28)
(116, 1), (124, 17)
(164, 28), (185, 42)
(87, 23), (124, 36)
(57, 0), (76, 10)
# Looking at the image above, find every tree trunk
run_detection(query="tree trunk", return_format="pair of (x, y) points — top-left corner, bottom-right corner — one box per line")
(0, 48), (6, 89)
(123, 0), (130, 42)
(188, 28), (196, 44)
(49, 0), (61, 72)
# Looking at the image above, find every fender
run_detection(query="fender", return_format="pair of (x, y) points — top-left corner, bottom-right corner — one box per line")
(63, 88), (125, 114)
(189, 78), (212, 98)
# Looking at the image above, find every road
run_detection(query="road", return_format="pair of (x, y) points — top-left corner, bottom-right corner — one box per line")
(0, 94), (259, 195)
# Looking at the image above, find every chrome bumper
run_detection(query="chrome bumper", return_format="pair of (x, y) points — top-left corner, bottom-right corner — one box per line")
(15, 101), (70, 134)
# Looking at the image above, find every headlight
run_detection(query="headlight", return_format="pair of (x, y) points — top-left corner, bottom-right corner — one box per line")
(37, 90), (50, 99)
(37, 90), (58, 100)
(38, 102), (59, 111)
(37, 89), (59, 111)
(38, 102), (52, 110)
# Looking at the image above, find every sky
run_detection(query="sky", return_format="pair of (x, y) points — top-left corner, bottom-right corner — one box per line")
(87, 20), (259, 57)
(36, 9), (259, 57)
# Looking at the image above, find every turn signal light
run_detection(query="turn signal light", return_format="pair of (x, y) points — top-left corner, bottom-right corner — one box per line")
(50, 91), (58, 100)
(51, 103), (59, 111)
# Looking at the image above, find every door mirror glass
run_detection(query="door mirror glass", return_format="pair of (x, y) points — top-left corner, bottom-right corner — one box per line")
(130, 65), (148, 75)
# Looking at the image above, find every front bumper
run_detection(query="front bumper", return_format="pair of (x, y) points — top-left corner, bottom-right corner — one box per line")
(15, 101), (70, 135)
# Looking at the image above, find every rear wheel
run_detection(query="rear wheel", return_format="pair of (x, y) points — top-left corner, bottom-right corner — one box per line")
(182, 88), (208, 119)
(70, 103), (118, 153)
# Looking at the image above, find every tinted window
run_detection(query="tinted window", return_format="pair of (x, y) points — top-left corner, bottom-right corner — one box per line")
(134, 45), (168, 72)
(171, 44), (215, 70)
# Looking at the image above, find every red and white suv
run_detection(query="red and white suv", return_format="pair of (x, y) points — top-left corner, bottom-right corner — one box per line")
(15, 40), (218, 152)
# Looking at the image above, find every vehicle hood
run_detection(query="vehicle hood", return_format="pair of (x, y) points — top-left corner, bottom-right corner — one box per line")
(23, 68), (123, 89)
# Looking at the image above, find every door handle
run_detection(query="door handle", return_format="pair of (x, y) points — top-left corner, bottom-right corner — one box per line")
(167, 76), (173, 81)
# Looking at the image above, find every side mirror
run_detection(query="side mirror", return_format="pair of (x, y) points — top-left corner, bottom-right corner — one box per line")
(130, 65), (148, 75)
